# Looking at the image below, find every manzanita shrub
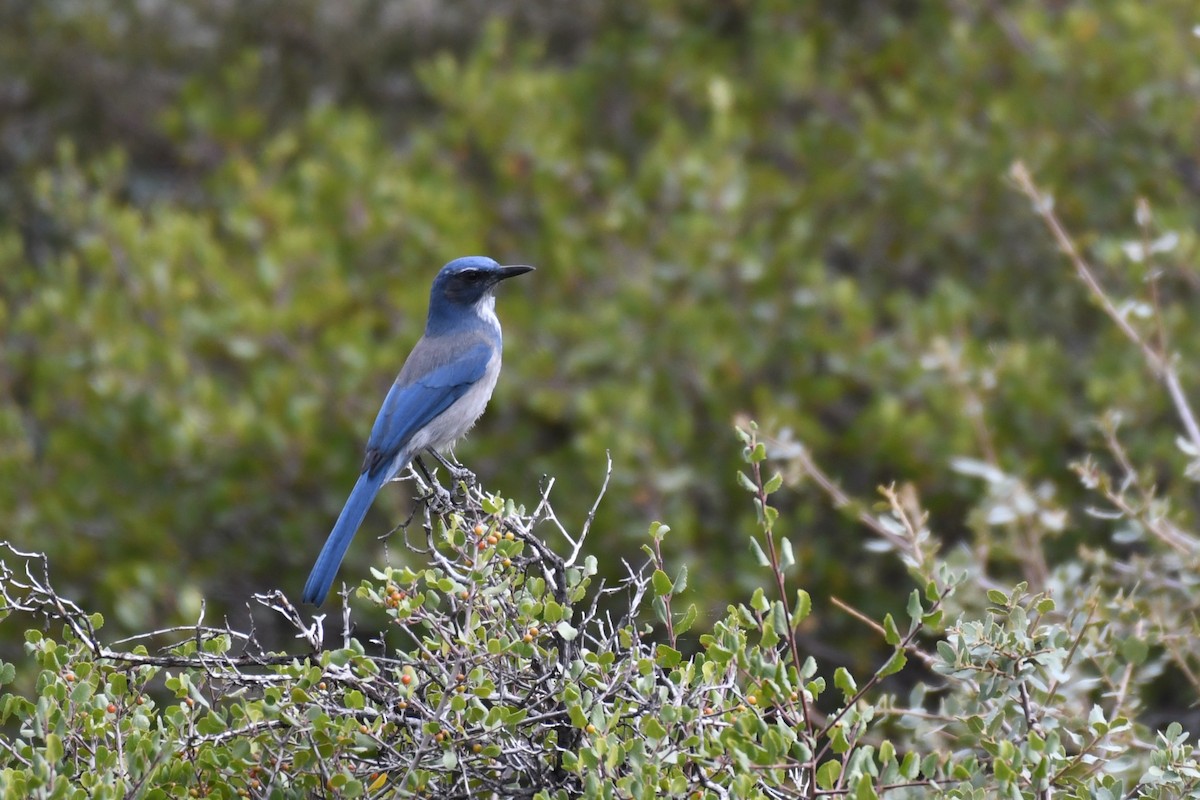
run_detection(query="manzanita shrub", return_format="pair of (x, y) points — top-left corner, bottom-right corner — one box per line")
(1, 412), (1199, 798)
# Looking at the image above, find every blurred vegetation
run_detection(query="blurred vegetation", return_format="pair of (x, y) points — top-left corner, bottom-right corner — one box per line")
(1, 0), (1199, 702)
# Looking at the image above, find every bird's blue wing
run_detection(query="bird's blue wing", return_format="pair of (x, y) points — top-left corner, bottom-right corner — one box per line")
(361, 340), (493, 477)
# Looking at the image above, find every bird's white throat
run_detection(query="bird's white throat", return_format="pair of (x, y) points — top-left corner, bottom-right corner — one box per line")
(474, 293), (500, 329)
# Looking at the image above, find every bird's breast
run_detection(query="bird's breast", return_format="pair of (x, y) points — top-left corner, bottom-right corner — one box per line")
(405, 351), (502, 455)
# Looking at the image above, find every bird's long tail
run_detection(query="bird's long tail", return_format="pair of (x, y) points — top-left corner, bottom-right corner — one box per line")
(302, 470), (388, 605)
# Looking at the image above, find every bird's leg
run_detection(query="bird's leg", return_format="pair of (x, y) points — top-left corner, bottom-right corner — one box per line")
(428, 449), (476, 494)
(412, 456), (454, 512)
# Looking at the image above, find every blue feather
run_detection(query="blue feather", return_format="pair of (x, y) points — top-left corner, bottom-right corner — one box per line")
(362, 340), (492, 476)
(302, 469), (388, 605)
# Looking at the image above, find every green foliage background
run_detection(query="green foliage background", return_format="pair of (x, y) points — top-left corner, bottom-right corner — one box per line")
(1, 0), (1198, 686)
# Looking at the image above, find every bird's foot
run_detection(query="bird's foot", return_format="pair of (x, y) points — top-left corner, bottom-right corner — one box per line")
(417, 480), (455, 514)
(429, 451), (477, 499)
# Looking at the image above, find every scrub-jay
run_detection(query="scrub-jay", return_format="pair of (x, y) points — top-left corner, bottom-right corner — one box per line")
(302, 256), (534, 605)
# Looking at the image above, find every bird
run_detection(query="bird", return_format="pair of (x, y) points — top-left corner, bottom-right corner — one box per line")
(302, 256), (534, 605)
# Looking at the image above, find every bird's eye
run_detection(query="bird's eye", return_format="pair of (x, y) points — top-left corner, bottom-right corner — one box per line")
(461, 270), (481, 281)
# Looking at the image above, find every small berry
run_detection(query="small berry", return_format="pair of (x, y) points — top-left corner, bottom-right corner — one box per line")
(747, 695), (758, 706)
(585, 724), (596, 734)
(486, 535), (498, 545)
(401, 674), (413, 686)
(107, 703), (117, 714)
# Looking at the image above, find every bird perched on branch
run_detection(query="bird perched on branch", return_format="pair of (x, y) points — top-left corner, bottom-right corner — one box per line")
(302, 256), (534, 605)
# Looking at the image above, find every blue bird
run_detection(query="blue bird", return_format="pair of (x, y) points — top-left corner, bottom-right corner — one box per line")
(302, 256), (534, 605)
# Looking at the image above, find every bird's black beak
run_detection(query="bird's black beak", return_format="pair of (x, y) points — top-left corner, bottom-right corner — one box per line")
(496, 264), (535, 281)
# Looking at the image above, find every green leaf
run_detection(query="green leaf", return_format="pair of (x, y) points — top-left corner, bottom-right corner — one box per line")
(655, 644), (682, 669)
(651, 569), (673, 596)
(780, 537), (795, 569)
(834, 667), (857, 701)
(794, 590), (811, 622)
(751, 587), (770, 613)
(878, 649), (907, 678)
(737, 470), (757, 492)
(45, 732), (63, 763)
(854, 775), (879, 800)
(1120, 636), (1149, 665)
(749, 538), (770, 567)
(906, 590), (923, 623)
(986, 589), (1010, 606)
(642, 716), (667, 739)
(764, 472), (783, 494)
(882, 613), (900, 646)
(816, 760), (841, 790)
(672, 565), (689, 595)
(676, 604), (698, 635)
(569, 704), (588, 729)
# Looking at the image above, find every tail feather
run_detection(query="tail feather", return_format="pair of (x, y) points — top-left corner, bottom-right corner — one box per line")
(303, 470), (388, 605)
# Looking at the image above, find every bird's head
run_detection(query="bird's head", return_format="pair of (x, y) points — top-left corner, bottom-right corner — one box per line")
(426, 257), (534, 333)
(430, 257), (534, 308)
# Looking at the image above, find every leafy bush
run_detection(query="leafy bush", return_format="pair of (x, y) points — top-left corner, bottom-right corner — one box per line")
(3, 379), (1200, 797)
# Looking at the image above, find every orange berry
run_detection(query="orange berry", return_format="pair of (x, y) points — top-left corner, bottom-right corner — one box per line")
(473, 524), (486, 537)
(486, 535), (498, 545)
(585, 724), (596, 734)
(401, 674), (412, 686)
(107, 703), (117, 714)
(747, 695), (758, 705)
